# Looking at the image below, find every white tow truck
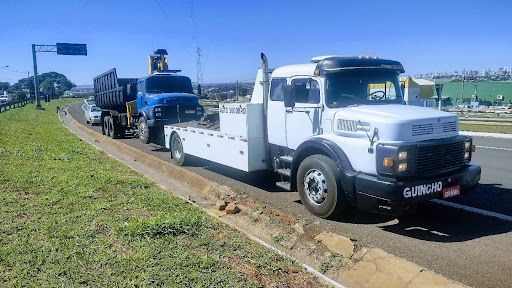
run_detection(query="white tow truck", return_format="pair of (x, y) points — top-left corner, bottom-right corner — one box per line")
(164, 54), (481, 218)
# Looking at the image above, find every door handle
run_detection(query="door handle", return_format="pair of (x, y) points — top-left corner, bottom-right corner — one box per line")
(286, 109), (293, 114)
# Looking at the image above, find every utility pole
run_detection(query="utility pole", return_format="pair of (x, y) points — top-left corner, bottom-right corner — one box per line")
(460, 69), (465, 104)
(236, 80), (239, 102)
(32, 44), (42, 109)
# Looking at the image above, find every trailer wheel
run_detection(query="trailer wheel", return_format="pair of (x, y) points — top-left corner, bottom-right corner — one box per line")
(297, 155), (347, 218)
(103, 116), (111, 137)
(170, 133), (185, 166)
(138, 118), (150, 144)
(109, 118), (117, 139)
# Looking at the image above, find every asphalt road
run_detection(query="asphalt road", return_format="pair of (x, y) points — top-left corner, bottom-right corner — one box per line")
(69, 103), (512, 288)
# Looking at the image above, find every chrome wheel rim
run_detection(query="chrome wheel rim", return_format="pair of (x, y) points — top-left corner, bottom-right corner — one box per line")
(173, 137), (182, 159)
(304, 169), (327, 204)
(139, 122), (147, 139)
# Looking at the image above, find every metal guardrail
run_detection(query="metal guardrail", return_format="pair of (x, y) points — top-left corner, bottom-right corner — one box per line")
(0, 100), (35, 113)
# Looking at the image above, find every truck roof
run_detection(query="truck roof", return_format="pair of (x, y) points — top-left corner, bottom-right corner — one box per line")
(272, 56), (405, 78)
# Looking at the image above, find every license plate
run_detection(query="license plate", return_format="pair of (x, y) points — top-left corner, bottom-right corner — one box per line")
(185, 110), (195, 114)
(443, 185), (460, 199)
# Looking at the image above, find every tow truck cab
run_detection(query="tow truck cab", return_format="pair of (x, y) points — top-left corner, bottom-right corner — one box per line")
(263, 55), (481, 217)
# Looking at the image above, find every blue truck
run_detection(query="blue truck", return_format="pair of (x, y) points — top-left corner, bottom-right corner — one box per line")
(93, 49), (203, 143)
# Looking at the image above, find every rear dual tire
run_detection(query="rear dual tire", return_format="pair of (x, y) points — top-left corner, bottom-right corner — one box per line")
(102, 116), (125, 139)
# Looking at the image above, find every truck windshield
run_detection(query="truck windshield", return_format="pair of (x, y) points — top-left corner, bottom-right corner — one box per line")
(145, 76), (193, 94)
(325, 70), (403, 108)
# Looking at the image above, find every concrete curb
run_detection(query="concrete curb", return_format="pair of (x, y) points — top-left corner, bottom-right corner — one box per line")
(460, 131), (512, 139)
(62, 106), (469, 288)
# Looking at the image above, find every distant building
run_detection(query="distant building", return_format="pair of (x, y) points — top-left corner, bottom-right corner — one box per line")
(400, 77), (435, 106)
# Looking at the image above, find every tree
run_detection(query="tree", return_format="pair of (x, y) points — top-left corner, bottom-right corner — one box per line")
(0, 82), (9, 91)
(10, 72), (75, 98)
(14, 91), (26, 102)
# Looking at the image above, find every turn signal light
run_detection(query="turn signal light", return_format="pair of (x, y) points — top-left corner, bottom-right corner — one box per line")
(383, 158), (393, 167)
(472, 145), (476, 152)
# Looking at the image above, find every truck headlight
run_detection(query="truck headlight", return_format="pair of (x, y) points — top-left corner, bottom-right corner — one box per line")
(463, 138), (472, 163)
(398, 151), (408, 161)
(376, 144), (416, 176)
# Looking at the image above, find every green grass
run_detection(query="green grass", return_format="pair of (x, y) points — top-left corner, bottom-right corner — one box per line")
(319, 253), (345, 274)
(460, 123), (512, 134)
(0, 99), (319, 287)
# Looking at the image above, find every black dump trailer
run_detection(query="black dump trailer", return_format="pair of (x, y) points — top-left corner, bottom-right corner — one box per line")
(93, 68), (137, 112)
(93, 68), (138, 139)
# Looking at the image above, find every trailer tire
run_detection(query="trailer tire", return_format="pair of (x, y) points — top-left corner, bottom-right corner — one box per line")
(170, 133), (185, 166)
(138, 117), (150, 144)
(103, 116), (111, 137)
(297, 155), (347, 218)
(109, 118), (119, 139)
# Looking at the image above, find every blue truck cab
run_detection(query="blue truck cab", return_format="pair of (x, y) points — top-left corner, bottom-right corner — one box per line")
(94, 49), (203, 143)
(135, 73), (203, 143)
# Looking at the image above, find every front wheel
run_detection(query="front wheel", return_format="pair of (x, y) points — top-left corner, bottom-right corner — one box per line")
(297, 155), (347, 218)
(138, 118), (150, 144)
(170, 133), (185, 166)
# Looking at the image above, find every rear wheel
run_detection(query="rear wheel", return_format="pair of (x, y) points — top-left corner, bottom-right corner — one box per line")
(109, 118), (117, 139)
(138, 117), (150, 144)
(170, 133), (185, 166)
(103, 116), (111, 136)
(297, 155), (347, 218)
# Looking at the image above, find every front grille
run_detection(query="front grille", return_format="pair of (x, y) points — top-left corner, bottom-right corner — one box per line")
(416, 140), (465, 174)
(412, 121), (458, 136)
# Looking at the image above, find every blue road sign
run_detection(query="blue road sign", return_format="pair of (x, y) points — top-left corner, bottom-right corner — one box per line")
(56, 43), (87, 56)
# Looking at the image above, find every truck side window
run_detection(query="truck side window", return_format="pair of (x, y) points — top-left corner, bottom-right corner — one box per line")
(270, 78), (287, 101)
(292, 78), (320, 104)
(137, 82), (143, 94)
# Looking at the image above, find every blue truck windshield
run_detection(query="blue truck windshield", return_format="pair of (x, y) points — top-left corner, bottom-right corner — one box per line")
(145, 76), (193, 94)
(325, 70), (403, 108)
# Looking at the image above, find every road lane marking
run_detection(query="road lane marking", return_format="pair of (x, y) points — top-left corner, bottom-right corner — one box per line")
(475, 145), (512, 151)
(432, 199), (512, 222)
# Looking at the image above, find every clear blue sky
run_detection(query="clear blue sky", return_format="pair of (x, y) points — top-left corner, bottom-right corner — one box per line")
(1, 0), (511, 85)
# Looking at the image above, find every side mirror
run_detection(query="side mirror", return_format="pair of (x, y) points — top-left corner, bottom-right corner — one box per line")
(284, 86), (295, 108)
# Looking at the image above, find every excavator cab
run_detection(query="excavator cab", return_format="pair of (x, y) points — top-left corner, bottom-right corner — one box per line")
(149, 49), (169, 74)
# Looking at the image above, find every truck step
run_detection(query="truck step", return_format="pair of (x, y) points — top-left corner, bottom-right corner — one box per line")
(279, 156), (292, 164)
(277, 168), (291, 178)
(276, 181), (291, 191)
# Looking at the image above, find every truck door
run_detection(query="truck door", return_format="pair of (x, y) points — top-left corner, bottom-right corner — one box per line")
(137, 81), (145, 111)
(267, 78), (288, 147)
(285, 78), (322, 149)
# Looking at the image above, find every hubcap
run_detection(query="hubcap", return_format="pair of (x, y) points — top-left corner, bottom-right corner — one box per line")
(304, 169), (327, 204)
(139, 123), (147, 139)
(173, 138), (182, 159)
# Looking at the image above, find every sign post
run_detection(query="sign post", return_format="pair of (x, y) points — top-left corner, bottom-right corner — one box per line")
(435, 84), (443, 110)
(32, 43), (87, 109)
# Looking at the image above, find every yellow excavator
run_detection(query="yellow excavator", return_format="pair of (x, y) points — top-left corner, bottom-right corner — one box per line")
(149, 48), (169, 74)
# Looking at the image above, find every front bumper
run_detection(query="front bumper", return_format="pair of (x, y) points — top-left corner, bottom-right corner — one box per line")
(354, 165), (481, 215)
